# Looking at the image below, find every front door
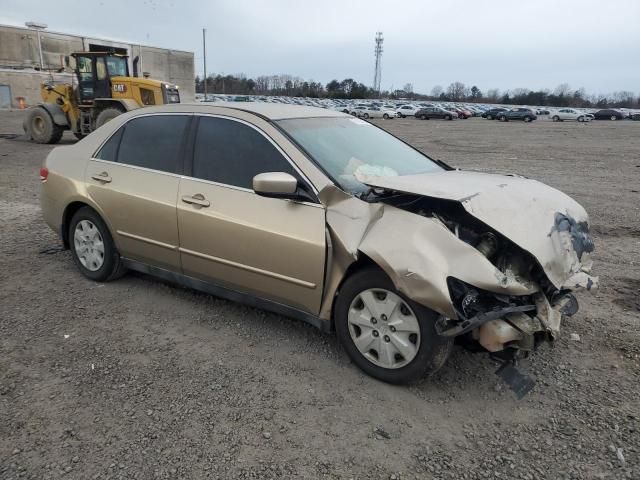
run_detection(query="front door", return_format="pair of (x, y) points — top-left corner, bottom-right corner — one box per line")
(86, 114), (191, 270)
(177, 115), (326, 314)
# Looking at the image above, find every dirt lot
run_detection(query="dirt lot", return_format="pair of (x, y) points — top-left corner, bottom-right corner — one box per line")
(1, 110), (639, 480)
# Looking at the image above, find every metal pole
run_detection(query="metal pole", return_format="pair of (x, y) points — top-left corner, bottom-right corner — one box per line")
(202, 28), (207, 99)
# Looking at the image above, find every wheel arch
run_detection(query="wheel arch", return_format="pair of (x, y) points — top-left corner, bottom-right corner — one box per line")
(93, 98), (140, 112)
(327, 252), (389, 331)
(35, 103), (69, 127)
(61, 200), (117, 250)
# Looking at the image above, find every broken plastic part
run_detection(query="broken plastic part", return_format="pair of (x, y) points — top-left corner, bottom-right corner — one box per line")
(495, 362), (536, 399)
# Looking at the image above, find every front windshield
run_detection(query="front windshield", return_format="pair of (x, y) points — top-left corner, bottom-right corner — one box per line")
(277, 117), (442, 194)
(105, 56), (128, 77)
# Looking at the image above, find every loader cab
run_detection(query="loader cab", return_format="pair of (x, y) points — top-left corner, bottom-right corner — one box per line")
(71, 52), (130, 105)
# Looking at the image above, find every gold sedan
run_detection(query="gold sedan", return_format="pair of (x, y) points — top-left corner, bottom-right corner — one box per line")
(40, 103), (597, 384)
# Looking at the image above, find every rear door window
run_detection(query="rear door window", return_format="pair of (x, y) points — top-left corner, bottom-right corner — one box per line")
(114, 115), (189, 174)
(95, 127), (124, 161)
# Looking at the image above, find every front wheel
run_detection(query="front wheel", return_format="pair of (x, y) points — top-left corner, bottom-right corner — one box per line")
(499, 115), (507, 122)
(363, 113), (369, 119)
(523, 116), (532, 122)
(335, 268), (453, 384)
(486, 114), (493, 120)
(610, 115), (617, 121)
(577, 116), (584, 122)
(25, 107), (63, 144)
(383, 113), (389, 119)
(419, 114), (427, 120)
(445, 115), (452, 121)
(552, 115), (560, 122)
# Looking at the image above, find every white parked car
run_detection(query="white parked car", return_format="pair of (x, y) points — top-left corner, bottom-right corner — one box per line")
(551, 109), (593, 122)
(351, 106), (385, 119)
(380, 105), (398, 119)
(396, 104), (420, 118)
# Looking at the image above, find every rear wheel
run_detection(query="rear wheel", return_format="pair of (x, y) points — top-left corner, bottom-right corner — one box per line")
(95, 108), (124, 129)
(486, 114), (493, 120)
(499, 115), (507, 122)
(335, 268), (453, 384)
(69, 207), (126, 282)
(523, 116), (532, 122)
(25, 107), (63, 144)
(419, 114), (427, 120)
(363, 113), (369, 119)
(577, 116), (584, 122)
(445, 115), (452, 121)
(610, 115), (617, 121)
(552, 115), (560, 122)
(383, 113), (389, 119)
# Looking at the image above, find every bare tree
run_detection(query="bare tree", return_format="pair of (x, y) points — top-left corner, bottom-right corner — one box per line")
(446, 82), (466, 101)
(554, 83), (572, 97)
(430, 85), (443, 98)
(486, 88), (500, 101)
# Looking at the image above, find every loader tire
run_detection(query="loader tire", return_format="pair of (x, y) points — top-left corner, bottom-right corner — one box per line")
(95, 108), (123, 129)
(26, 107), (63, 144)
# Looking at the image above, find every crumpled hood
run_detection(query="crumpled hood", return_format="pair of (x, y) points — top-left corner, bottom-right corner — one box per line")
(357, 170), (598, 291)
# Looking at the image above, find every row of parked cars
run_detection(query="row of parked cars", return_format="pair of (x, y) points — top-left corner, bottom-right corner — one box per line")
(481, 107), (640, 123)
(196, 94), (640, 123)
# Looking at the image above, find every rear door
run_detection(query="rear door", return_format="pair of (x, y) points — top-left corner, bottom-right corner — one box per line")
(86, 114), (190, 270)
(177, 115), (326, 314)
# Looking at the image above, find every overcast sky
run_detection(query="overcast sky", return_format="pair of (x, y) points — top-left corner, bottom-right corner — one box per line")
(2, 0), (639, 95)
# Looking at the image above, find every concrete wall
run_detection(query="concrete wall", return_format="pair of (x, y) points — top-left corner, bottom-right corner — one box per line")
(0, 70), (72, 107)
(0, 24), (194, 107)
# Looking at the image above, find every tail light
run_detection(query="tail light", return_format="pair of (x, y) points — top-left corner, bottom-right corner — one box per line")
(39, 166), (49, 182)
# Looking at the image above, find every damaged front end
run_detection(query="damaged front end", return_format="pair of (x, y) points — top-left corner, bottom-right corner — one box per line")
(322, 170), (598, 364)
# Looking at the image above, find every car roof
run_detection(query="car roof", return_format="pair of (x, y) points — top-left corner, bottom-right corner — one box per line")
(137, 102), (350, 120)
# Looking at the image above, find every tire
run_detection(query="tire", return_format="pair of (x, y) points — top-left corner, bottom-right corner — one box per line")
(25, 107), (64, 144)
(523, 116), (532, 122)
(95, 108), (123, 129)
(552, 115), (560, 122)
(610, 115), (617, 121)
(363, 113), (369, 119)
(577, 116), (584, 122)
(399, 113), (405, 118)
(419, 114), (427, 120)
(486, 114), (493, 120)
(383, 113), (389, 119)
(499, 115), (507, 122)
(69, 206), (126, 282)
(445, 115), (452, 121)
(334, 267), (453, 384)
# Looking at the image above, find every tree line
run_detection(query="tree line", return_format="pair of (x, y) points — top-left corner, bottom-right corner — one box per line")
(195, 74), (640, 109)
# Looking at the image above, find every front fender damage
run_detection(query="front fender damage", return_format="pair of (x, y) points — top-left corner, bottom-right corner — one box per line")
(318, 183), (597, 360)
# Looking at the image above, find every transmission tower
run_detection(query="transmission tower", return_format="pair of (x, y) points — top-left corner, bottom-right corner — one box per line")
(373, 32), (383, 96)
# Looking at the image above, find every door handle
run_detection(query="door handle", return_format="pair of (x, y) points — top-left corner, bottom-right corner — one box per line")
(181, 193), (210, 207)
(91, 172), (112, 183)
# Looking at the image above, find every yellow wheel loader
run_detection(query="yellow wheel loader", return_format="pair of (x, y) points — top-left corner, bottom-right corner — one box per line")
(24, 52), (181, 144)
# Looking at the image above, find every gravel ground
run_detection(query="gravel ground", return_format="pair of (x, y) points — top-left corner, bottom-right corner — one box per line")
(1, 110), (639, 480)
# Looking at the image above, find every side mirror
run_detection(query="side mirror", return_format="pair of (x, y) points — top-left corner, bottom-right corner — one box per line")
(253, 172), (298, 199)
